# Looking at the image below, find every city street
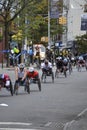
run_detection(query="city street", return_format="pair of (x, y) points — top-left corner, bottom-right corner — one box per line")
(0, 66), (87, 130)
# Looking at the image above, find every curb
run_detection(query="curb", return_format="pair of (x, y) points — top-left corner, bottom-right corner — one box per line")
(63, 108), (87, 130)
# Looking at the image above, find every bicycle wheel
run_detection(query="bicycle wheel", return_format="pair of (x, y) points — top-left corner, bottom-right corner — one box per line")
(38, 79), (41, 91)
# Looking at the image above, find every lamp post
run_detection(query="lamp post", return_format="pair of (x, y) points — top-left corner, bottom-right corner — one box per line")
(48, 0), (51, 49)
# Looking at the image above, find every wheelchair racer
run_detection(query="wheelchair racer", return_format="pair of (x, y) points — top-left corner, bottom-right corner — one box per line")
(15, 63), (27, 86)
(77, 56), (85, 65)
(77, 56), (87, 70)
(56, 56), (64, 73)
(0, 74), (11, 90)
(41, 59), (53, 75)
(24, 67), (41, 91)
(26, 67), (39, 81)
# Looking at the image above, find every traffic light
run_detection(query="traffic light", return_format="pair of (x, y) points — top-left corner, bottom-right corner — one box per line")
(59, 17), (67, 25)
(62, 17), (67, 24)
(59, 17), (63, 24)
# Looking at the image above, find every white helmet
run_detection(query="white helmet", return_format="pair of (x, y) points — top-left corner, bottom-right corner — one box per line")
(63, 58), (68, 62)
(56, 56), (62, 60)
(79, 56), (83, 60)
(29, 67), (34, 72)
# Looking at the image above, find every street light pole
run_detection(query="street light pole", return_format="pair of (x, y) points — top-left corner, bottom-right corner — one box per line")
(48, 0), (51, 49)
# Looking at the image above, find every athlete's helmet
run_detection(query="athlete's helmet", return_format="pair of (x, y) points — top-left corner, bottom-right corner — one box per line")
(29, 67), (34, 72)
(44, 59), (48, 65)
(63, 58), (68, 62)
(78, 56), (83, 60)
(56, 56), (62, 60)
(19, 63), (25, 69)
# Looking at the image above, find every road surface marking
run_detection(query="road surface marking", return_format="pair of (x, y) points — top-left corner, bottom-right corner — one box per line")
(0, 103), (8, 106)
(44, 122), (52, 126)
(0, 128), (40, 130)
(0, 122), (32, 125)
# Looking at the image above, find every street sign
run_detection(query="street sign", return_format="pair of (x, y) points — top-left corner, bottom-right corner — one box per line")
(50, 0), (59, 18)
(81, 13), (87, 30)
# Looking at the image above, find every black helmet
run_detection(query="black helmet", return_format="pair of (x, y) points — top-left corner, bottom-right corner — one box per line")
(45, 59), (48, 65)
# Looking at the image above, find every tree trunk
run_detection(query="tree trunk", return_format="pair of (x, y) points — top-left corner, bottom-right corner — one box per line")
(4, 22), (10, 67)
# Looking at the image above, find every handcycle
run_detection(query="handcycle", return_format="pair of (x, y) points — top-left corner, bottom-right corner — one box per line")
(0, 77), (13, 96)
(27, 77), (41, 92)
(41, 69), (54, 83)
(14, 78), (30, 95)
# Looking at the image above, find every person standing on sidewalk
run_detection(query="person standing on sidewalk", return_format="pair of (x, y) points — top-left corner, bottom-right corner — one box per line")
(28, 47), (34, 65)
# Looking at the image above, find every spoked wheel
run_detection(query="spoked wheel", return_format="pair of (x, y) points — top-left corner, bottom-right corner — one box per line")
(55, 70), (58, 78)
(41, 73), (46, 83)
(52, 72), (54, 83)
(85, 65), (87, 71)
(25, 81), (30, 94)
(64, 69), (67, 77)
(38, 79), (41, 91)
(9, 81), (13, 96)
(14, 82), (18, 95)
(77, 64), (81, 72)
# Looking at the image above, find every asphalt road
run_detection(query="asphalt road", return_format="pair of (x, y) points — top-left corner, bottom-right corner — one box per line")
(0, 66), (87, 130)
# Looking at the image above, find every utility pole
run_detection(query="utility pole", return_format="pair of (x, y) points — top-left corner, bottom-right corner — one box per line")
(48, 0), (51, 49)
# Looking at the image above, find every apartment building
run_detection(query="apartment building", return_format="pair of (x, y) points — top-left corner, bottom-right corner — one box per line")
(64, 0), (86, 42)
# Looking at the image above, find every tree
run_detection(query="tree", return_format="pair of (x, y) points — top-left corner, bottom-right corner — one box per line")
(75, 34), (87, 54)
(0, 0), (32, 67)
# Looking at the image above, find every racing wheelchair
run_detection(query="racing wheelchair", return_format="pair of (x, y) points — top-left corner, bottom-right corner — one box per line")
(41, 68), (54, 83)
(14, 78), (30, 95)
(27, 77), (41, 92)
(55, 65), (68, 78)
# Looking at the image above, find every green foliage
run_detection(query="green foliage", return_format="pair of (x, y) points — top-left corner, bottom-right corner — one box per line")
(75, 34), (87, 54)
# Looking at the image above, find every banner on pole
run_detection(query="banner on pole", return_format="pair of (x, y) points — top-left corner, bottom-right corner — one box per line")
(81, 13), (87, 30)
(50, 0), (59, 18)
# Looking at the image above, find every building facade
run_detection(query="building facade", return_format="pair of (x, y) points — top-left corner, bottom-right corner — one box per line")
(67, 0), (86, 41)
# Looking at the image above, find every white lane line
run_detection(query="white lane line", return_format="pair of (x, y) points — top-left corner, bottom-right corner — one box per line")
(0, 128), (40, 130)
(0, 103), (8, 106)
(44, 122), (52, 126)
(0, 122), (32, 126)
